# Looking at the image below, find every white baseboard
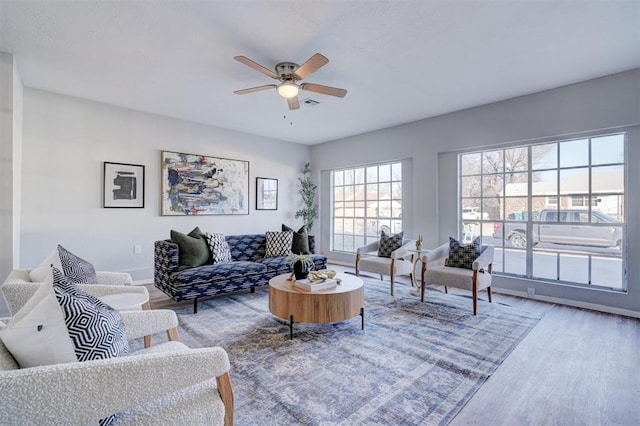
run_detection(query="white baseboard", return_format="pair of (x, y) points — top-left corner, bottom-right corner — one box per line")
(493, 288), (640, 318)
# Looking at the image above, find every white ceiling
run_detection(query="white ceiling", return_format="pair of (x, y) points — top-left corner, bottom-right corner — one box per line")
(1, 1), (638, 145)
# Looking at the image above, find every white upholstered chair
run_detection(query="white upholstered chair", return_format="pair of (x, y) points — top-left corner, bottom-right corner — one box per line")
(355, 239), (415, 296)
(0, 309), (234, 426)
(2, 268), (143, 315)
(419, 242), (495, 315)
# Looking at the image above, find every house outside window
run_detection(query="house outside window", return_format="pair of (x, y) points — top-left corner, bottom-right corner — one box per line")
(459, 132), (626, 290)
(331, 162), (402, 253)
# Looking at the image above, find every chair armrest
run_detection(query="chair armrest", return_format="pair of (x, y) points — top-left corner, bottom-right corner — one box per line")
(1, 283), (148, 316)
(95, 271), (133, 286)
(356, 240), (379, 255)
(390, 240), (416, 259)
(421, 242), (449, 264)
(120, 309), (179, 341)
(0, 347), (231, 425)
(473, 245), (495, 271)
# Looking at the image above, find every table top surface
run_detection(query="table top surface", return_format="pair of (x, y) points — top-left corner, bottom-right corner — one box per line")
(269, 273), (363, 295)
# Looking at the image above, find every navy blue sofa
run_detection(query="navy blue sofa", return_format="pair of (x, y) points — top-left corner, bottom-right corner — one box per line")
(154, 234), (326, 313)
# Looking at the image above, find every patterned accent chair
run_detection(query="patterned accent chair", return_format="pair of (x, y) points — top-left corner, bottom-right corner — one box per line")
(355, 239), (416, 296)
(419, 242), (495, 315)
(0, 309), (234, 426)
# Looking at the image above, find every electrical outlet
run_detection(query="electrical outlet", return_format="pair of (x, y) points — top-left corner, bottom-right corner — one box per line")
(134, 245), (142, 254)
(527, 287), (535, 298)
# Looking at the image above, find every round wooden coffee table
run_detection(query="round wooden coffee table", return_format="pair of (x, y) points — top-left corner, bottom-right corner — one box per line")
(268, 273), (364, 339)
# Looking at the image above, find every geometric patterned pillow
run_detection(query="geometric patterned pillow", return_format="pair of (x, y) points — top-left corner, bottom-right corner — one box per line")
(378, 230), (404, 258)
(52, 268), (129, 362)
(204, 232), (233, 264)
(53, 268), (128, 426)
(57, 245), (98, 284)
(264, 231), (293, 258)
(447, 236), (482, 270)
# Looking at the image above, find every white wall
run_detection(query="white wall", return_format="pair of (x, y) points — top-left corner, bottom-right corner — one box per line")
(0, 53), (23, 316)
(19, 88), (311, 282)
(312, 69), (640, 315)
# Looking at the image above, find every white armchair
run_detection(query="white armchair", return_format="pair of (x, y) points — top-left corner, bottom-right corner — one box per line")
(355, 239), (415, 296)
(0, 309), (234, 426)
(2, 269), (145, 316)
(420, 243), (494, 315)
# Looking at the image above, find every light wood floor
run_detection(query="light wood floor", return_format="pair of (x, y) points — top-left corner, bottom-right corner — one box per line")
(145, 265), (640, 426)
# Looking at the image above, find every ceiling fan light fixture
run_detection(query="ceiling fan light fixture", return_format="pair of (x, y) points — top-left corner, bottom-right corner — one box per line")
(277, 81), (299, 98)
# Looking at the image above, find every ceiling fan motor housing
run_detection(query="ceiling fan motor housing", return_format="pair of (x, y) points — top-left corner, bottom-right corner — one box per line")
(276, 62), (299, 80)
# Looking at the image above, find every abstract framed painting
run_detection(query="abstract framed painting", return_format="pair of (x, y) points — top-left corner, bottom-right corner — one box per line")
(103, 162), (145, 208)
(161, 150), (249, 215)
(256, 177), (278, 210)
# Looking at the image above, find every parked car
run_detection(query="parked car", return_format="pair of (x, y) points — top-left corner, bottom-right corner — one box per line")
(462, 207), (489, 221)
(493, 209), (622, 249)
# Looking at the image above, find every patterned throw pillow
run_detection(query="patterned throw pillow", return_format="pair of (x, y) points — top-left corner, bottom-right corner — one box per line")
(264, 231), (293, 258)
(378, 230), (404, 258)
(57, 245), (98, 284)
(447, 237), (482, 270)
(204, 232), (233, 264)
(282, 224), (310, 255)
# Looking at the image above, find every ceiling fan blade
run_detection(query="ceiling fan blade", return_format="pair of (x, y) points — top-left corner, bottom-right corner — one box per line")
(233, 84), (277, 95)
(293, 53), (329, 80)
(300, 82), (347, 98)
(287, 96), (300, 110)
(234, 56), (278, 79)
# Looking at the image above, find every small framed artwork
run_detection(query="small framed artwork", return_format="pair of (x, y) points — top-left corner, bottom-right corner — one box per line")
(256, 177), (278, 210)
(103, 162), (145, 208)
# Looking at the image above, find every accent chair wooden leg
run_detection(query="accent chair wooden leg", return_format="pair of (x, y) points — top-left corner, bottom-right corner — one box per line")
(216, 372), (234, 426)
(167, 327), (179, 342)
(487, 286), (492, 303)
(142, 301), (152, 347)
(472, 270), (478, 315)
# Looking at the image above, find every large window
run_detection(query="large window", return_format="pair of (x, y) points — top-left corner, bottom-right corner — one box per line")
(332, 162), (402, 253)
(459, 133), (626, 290)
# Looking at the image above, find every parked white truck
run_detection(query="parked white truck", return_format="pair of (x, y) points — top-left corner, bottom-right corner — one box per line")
(493, 209), (622, 249)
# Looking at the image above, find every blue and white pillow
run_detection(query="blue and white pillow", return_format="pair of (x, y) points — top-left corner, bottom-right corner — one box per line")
(447, 237), (482, 270)
(204, 232), (233, 264)
(378, 230), (404, 258)
(264, 231), (293, 258)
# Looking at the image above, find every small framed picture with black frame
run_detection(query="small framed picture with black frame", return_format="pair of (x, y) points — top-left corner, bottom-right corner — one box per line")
(103, 162), (145, 208)
(256, 177), (278, 210)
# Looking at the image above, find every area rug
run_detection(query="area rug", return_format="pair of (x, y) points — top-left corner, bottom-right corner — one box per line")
(144, 278), (541, 425)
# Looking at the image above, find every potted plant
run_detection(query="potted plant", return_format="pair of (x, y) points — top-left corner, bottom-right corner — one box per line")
(294, 162), (318, 233)
(288, 253), (315, 280)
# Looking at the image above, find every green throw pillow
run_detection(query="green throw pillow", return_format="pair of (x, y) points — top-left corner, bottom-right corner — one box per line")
(170, 227), (210, 269)
(282, 224), (310, 255)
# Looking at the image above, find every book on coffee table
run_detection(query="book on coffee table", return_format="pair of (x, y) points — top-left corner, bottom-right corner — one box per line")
(293, 278), (337, 292)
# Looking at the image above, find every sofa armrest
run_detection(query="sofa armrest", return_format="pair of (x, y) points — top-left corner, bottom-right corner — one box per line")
(0, 347), (231, 425)
(154, 240), (180, 286)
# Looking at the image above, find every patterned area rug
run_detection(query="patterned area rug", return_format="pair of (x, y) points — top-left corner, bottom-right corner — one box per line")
(151, 278), (540, 425)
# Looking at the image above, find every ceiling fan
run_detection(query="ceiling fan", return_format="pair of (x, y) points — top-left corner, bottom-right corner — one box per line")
(233, 53), (347, 110)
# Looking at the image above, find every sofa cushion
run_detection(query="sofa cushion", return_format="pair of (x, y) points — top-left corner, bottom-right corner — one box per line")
(264, 231), (293, 258)
(282, 224), (310, 255)
(259, 256), (291, 273)
(171, 227), (210, 269)
(171, 261), (268, 285)
(225, 234), (266, 262)
(204, 232), (232, 264)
